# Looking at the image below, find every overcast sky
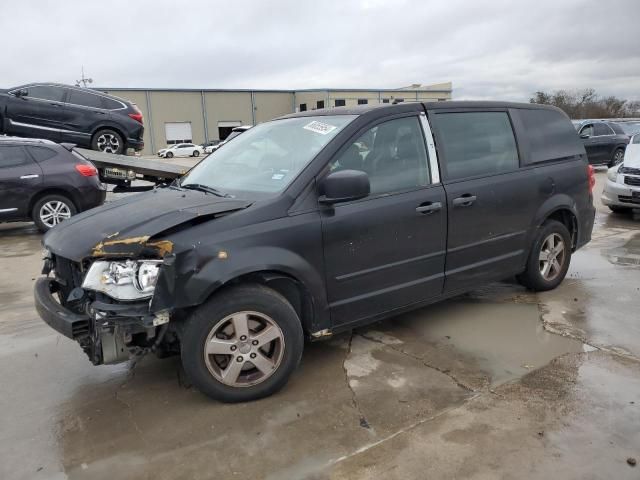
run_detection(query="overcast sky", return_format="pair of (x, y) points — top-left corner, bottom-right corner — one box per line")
(2, 0), (639, 101)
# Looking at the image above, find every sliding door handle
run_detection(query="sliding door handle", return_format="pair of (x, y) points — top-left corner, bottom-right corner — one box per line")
(20, 174), (39, 179)
(452, 195), (477, 207)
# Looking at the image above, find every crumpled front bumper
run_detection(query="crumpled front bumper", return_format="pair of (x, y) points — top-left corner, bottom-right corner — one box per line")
(33, 277), (90, 340)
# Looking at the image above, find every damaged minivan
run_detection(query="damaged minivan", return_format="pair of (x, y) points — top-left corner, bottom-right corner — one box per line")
(35, 102), (595, 402)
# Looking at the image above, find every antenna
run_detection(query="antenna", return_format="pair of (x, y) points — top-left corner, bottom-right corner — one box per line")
(75, 66), (93, 88)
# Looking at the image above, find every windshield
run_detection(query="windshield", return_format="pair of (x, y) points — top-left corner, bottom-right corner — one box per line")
(180, 115), (356, 197)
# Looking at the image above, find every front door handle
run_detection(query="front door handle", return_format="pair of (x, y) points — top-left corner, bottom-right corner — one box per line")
(20, 174), (39, 179)
(452, 194), (477, 207)
(416, 201), (442, 214)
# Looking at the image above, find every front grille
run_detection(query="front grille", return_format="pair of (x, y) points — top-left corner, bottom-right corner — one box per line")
(624, 176), (640, 186)
(620, 166), (640, 175)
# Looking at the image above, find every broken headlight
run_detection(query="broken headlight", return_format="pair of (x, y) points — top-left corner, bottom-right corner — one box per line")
(82, 260), (162, 301)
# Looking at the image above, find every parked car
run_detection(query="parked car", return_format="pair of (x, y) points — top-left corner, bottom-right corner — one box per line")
(602, 133), (640, 213)
(35, 101), (595, 403)
(202, 140), (220, 153)
(0, 83), (144, 154)
(205, 126), (252, 153)
(575, 120), (629, 167)
(0, 137), (106, 231)
(157, 143), (203, 158)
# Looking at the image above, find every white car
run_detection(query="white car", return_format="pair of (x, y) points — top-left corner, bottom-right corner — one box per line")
(157, 143), (203, 159)
(204, 126), (252, 154)
(602, 133), (640, 213)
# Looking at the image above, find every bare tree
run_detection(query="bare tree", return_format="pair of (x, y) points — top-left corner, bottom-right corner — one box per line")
(530, 88), (638, 119)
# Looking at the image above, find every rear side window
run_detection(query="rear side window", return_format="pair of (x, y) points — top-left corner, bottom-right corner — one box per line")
(102, 96), (123, 110)
(432, 112), (519, 180)
(28, 146), (58, 162)
(67, 89), (105, 109)
(516, 108), (585, 164)
(0, 146), (33, 168)
(594, 123), (614, 136)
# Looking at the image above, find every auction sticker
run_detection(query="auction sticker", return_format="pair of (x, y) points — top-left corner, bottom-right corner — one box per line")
(303, 121), (337, 135)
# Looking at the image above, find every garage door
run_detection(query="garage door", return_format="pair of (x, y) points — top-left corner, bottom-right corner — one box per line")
(165, 122), (192, 144)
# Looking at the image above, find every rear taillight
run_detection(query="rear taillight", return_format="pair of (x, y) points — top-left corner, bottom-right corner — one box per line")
(128, 112), (143, 124)
(75, 164), (97, 177)
(129, 104), (143, 124)
(587, 165), (595, 194)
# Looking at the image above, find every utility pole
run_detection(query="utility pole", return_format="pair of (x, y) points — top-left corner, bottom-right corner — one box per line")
(75, 66), (93, 88)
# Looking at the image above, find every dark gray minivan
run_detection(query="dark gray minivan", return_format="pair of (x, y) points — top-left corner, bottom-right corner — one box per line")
(35, 101), (595, 402)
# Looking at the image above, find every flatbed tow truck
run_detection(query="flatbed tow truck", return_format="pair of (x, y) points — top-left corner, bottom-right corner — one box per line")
(75, 148), (193, 192)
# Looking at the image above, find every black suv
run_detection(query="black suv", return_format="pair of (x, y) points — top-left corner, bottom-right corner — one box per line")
(0, 83), (144, 154)
(0, 137), (106, 231)
(575, 120), (629, 167)
(35, 101), (595, 402)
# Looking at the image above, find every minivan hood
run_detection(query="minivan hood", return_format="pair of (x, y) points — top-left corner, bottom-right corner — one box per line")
(624, 143), (640, 169)
(43, 188), (251, 262)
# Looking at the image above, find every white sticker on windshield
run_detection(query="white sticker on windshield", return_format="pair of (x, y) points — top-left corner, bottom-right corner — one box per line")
(303, 121), (337, 135)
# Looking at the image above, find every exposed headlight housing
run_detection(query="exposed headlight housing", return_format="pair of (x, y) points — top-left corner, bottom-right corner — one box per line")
(82, 260), (162, 300)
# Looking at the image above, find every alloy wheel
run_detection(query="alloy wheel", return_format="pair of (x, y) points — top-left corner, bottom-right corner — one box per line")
(539, 233), (566, 281)
(96, 133), (121, 153)
(204, 311), (285, 387)
(613, 149), (624, 165)
(39, 201), (72, 228)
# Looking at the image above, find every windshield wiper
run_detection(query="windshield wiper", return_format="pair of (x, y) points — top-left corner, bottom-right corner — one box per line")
(180, 183), (229, 197)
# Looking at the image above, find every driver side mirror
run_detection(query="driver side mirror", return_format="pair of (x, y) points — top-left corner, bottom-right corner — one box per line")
(319, 169), (370, 204)
(14, 88), (28, 98)
(580, 133), (590, 139)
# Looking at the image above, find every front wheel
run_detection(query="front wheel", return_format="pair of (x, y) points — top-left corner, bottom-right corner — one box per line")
(181, 284), (304, 402)
(517, 220), (572, 291)
(193, 150), (200, 157)
(165, 151), (173, 158)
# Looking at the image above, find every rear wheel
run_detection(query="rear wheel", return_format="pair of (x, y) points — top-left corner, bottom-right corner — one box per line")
(181, 284), (304, 403)
(32, 194), (77, 232)
(92, 129), (124, 154)
(517, 220), (572, 291)
(609, 148), (625, 168)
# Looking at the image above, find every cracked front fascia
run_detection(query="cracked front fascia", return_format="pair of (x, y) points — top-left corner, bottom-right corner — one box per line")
(91, 236), (174, 258)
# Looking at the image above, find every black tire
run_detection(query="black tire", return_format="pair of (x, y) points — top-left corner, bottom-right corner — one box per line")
(91, 129), (124, 154)
(608, 148), (625, 168)
(32, 194), (77, 232)
(181, 284), (304, 403)
(609, 205), (631, 213)
(517, 220), (572, 292)
(165, 151), (174, 159)
(193, 150), (200, 157)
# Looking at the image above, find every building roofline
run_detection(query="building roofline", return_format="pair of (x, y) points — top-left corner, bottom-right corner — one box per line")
(95, 87), (452, 94)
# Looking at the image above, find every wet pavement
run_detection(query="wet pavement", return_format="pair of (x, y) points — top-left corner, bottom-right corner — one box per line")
(0, 172), (639, 480)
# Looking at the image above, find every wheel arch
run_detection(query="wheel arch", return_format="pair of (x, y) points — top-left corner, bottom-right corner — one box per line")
(27, 188), (79, 219)
(532, 196), (579, 251)
(90, 123), (128, 149)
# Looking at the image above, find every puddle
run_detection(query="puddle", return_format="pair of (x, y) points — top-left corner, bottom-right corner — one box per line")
(602, 232), (640, 266)
(386, 300), (587, 386)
